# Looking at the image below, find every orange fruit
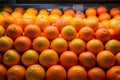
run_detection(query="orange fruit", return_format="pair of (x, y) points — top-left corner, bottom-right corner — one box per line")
(97, 5), (108, 15)
(87, 39), (104, 55)
(5, 24), (23, 40)
(0, 25), (5, 37)
(88, 67), (106, 80)
(14, 36), (31, 52)
(3, 6), (13, 13)
(51, 38), (68, 54)
(0, 11), (10, 17)
(64, 8), (75, 17)
(114, 15), (120, 20)
(11, 11), (22, 18)
(14, 7), (25, 14)
(101, 20), (109, 29)
(7, 65), (25, 80)
(60, 51), (78, 68)
(24, 24), (41, 40)
(32, 36), (50, 52)
(22, 49), (39, 67)
(0, 64), (7, 80)
(79, 51), (96, 69)
(61, 25), (77, 40)
(68, 66), (87, 80)
(109, 19), (120, 29)
(99, 13), (111, 21)
(98, 22), (106, 29)
(69, 38), (85, 55)
(95, 28), (111, 42)
(39, 9), (49, 15)
(116, 52), (120, 65)
(0, 36), (13, 52)
(114, 24), (120, 40)
(48, 14), (60, 25)
(25, 64), (45, 80)
(39, 49), (58, 68)
(110, 7), (120, 17)
(97, 50), (115, 69)
(78, 27), (94, 42)
(23, 12), (36, 20)
(87, 16), (99, 22)
(85, 7), (97, 16)
(26, 7), (38, 15)
(0, 13), (4, 24)
(108, 29), (115, 39)
(61, 14), (73, 23)
(74, 12), (85, 19)
(55, 18), (70, 31)
(51, 7), (62, 16)
(43, 25), (59, 40)
(105, 39), (120, 54)
(106, 66), (120, 80)
(3, 49), (20, 67)
(46, 65), (66, 80)
(71, 17), (85, 32)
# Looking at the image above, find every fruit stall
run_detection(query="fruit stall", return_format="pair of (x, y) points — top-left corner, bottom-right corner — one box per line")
(0, 0), (120, 80)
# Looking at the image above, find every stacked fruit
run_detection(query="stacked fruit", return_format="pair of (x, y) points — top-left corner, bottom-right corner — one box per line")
(0, 5), (120, 80)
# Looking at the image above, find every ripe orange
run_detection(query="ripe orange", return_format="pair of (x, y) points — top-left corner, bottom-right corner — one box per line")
(11, 11), (22, 18)
(105, 39), (120, 54)
(0, 13), (4, 25)
(67, 66), (87, 80)
(108, 29), (115, 39)
(43, 25), (59, 40)
(114, 24), (120, 40)
(7, 65), (25, 80)
(87, 39), (104, 55)
(0, 36), (13, 52)
(25, 64), (45, 80)
(99, 13), (111, 21)
(85, 7), (97, 16)
(51, 38), (68, 54)
(3, 6), (13, 13)
(61, 25), (77, 40)
(98, 22), (106, 29)
(46, 65), (66, 80)
(39, 9), (49, 15)
(88, 67), (106, 80)
(0, 11), (10, 17)
(109, 18), (120, 29)
(63, 8), (75, 17)
(95, 28), (111, 42)
(97, 5), (108, 15)
(39, 49), (58, 68)
(14, 7), (25, 14)
(87, 16), (99, 22)
(79, 51), (96, 69)
(51, 7), (62, 16)
(32, 36), (50, 52)
(3, 49), (20, 67)
(97, 50), (115, 69)
(5, 24), (23, 40)
(78, 27), (94, 42)
(60, 51), (78, 68)
(48, 14), (60, 25)
(61, 14), (73, 23)
(24, 24), (41, 40)
(0, 64), (7, 80)
(110, 7), (120, 17)
(22, 49), (39, 67)
(106, 66), (120, 80)
(114, 15), (120, 20)
(101, 20), (109, 29)
(26, 7), (38, 15)
(115, 52), (120, 65)
(0, 25), (5, 37)
(74, 12), (85, 19)
(69, 38), (85, 55)
(23, 12), (36, 20)
(14, 36), (31, 52)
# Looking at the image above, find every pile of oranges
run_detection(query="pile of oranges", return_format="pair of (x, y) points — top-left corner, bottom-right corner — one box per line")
(0, 5), (120, 80)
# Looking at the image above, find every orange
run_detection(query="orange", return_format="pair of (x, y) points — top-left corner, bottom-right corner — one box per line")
(98, 22), (106, 29)
(7, 65), (25, 80)
(114, 15), (120, 20)
(97, 50), (115, 69)
(114, 24), (120, 40)
(87, 16), (99, 22)
(23, 12), (36, 20)
(22, 49), (39, 67)
(0, 36), (13, 52)
(60, 51), (78, 68)
(14, 36), (31, 52)
(5, 24), (23, 40)
(99, 13), (111, 21)
(79, 51), (96, 69)
(43, 25), (59, 40)
(108, 29), (115, 39)
(69, 38), (85, 55)
(85, 7), (97, 16)
(106, 66), (120, 80)
(71, 17), (85, 32)
(0, 13), (4, 24)
(3, 6), (13, 13)
(0, 11), (10, 17)
(105, 39), (120, 54)
(50, 7), (62, 16)
(24, 24), (41, 40)
(26, 7), (38, 15)
(25, 64), (45, 80)
(109, 18), (120, 29)
(39, 49), (58, 68)
(87, 39), (104, 55)
(0, 25), (5, 37)
(88, 67), (106, 80)
(101, 20), (109, 29)
(3, 49), (20, 67)
(11, 11), (22, 18)
(95, 28), (111, 42)
(46, 65), (66, 80)
(74, 12), (85, 19)
(61, 25), (77, 40)
(48, 14), (60, 25)
(116, 52), (120, 65)
(32, 36), (50, 52)
(61, 14), (73, 23)
(63, 8), (75, 17)
(67, 66), (87, 80)
(97, 5), (108, 15)
(55, 18), (70, 31)
(110, 7), (120, 17)
(39, 9), (49, 15)
(78, 27), (94, 42)
(14, 7), (25, 14)
(0, 64), (7, 80)
(51, 38), (68, 54)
